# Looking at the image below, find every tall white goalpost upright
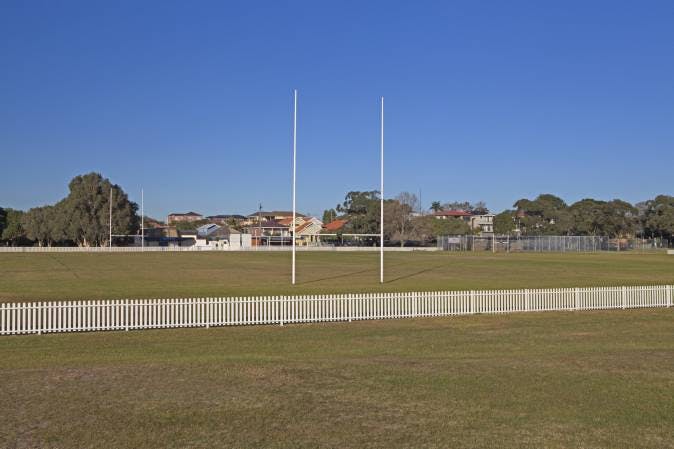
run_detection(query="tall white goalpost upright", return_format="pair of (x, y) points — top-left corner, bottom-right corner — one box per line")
(292, 89), (298, 285)
(380, 96), (384, 284)
(109, 188), (113, 248)
(141, 188), (144, 251)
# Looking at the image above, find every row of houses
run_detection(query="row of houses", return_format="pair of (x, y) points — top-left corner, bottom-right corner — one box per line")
(164, 210), (494, 248)
(163, 210), (333, 248)
(167, 211), (307, 226)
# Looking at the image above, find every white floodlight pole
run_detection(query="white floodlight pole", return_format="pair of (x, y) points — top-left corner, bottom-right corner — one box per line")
(292, 89), (298, 285)
(380, 96), (384, 284)
(141, 188), (144, 251)
(109, 188), (113, 249)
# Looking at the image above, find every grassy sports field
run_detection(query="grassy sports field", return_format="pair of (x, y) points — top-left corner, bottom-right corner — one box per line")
(0, 251), (673, 302)
(2, 251), (674, 447)
(2, 309), (674, 448)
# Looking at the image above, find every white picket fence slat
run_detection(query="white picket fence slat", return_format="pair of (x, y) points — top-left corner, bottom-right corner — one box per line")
(1, 285), (672, 336)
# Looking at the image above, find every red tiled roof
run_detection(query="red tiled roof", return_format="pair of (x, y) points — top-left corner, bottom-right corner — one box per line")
(323, 219), (348, 231)
(433, 210), (472, 217)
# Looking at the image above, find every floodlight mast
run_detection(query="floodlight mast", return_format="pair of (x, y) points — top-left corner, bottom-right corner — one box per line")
(380, 96), (384, 284)
(292, 89), (298, 285)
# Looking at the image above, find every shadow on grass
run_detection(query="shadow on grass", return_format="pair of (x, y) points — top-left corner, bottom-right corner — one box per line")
(297, 267), (377, 285)
(298, 262), (442, 286)
(384, 265), (442, 284)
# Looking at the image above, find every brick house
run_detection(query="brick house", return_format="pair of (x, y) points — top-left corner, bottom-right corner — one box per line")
(167, 212), (203, 224)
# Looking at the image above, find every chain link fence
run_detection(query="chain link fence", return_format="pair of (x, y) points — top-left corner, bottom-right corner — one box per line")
(437, 235), (671, 252)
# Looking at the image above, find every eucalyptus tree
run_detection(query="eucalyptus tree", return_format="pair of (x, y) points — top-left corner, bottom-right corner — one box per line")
(1, 208), (25, 245)
(22, 206), (55, 246)
(643, 195), (674, 239)
(493, 210), (516, 234)
(61, 173), (139, 246)
(336, 191), (381, 237)
(514, 194), (570, 235)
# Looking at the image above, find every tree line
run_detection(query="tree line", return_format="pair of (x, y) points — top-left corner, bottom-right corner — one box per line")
(323, 191), (471, 246)
(493, 194), (674, 239)
(3, 178), (672, 246)
(0, 173), (139, 247)
(323, 191), (674, 243)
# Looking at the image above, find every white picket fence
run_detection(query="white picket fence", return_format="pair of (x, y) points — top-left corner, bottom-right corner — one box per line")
(1, 285), (672, 336)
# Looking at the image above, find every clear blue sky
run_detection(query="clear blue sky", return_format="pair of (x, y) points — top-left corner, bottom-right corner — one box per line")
(2, 1), (673, 219)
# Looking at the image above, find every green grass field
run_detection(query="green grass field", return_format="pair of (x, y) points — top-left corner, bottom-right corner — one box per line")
(0, 251), (673, 302)
(2, 309), (674, 448)
(2, 251), (674, 447)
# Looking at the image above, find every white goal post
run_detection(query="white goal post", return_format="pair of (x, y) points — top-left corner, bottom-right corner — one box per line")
(291, 92), (386, 285)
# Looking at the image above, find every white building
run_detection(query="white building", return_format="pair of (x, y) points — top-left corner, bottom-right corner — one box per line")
(183, 224), (252, 250)
(469, 214), (495, 235)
